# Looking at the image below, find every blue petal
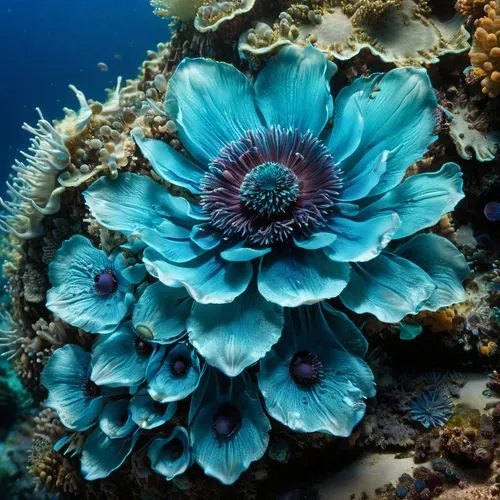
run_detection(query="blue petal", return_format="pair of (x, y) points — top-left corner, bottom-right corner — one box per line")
(119, 263), (146, 285)
(359, 163), (464, 239)
(146, 344), (203, 402)
(395, 233), (470, 311)
(90, 323), (155, 387)
(220, 242), (271, 262)
(258, 307), (375, 436)
(99, 399), (137, 439)
(258, 248), (350, 307)
(187, 283), (284, 376)
(41, 345), (105, 431)
(340, 252), (437, 323)
(327, 67), (438, 197)
(190, 224), (223, 251)
(165, 58), (262, 164)
(81, 427), (141, 480)
(148, 426), (192, 481)
(46, 235), (134, 334)
(324, 212), (400, 262)
(293, 231), (337, 250)
(254, 44), (336, 136)
(189, 370), (270, 485)
(130, 389), (177, 429)
(84, 173), (207, 235)
(143, 248), (252, 304)
(132, 281), (191, 344)
(132, 130), (205, 194)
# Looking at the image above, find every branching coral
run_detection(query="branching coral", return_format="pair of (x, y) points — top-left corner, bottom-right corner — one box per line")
(470, 1), (500, 97)
(457, 0), (489, 17)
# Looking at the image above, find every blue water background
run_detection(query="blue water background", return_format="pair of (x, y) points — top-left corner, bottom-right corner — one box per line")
(0, 0), (169, 196)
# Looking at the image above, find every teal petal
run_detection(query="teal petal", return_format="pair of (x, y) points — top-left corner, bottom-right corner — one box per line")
(220, 243), (271, 262)
(132, 130), (205, 194)
(41, 345), (105, 431)
(143, 248), (252, 304)
(90, 323), (155, 387)
(130, 389), (177, 430)
(189, 370), (270, 485)
(164, 57), (262, 164)
(148, 426), (192, 481)
(119, 263), (146, 285)
(254, 44), (336, 136)
(81, 427), (141, 480)
(258, 307), (375, 436)
(188, 283), (284, 376)
(132, 281), (191, 344)
(146, 343), (203, 403)
(359, 163), (464, 239)
(84, 173), (207, 235)
(190, 224), (222, 251)
(99, 399), (137, 439)
(46, 235), (133, 334)
(293, 231), (337, 250)
(395, 233), (470, 311)
(324, 212), (400, 262)
(258, 248), (350, 307)
(327, 67), (438, 197)
(340, 252), (437, 323)
(399, 322), (423, 340)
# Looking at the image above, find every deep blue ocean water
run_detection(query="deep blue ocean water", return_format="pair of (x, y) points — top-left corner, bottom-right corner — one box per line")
(0, 0), (169, 196)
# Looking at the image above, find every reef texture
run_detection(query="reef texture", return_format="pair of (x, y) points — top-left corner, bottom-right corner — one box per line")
(0, 0), (499, 499)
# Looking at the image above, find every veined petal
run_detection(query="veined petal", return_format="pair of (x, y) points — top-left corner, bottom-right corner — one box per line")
(395, 234), (470, 311)
(99, 399), (137, 439)
(220, 243), (271, 262)
(258, 248), (350, 307)
(130, 389), (177, 430)
(324, 212), (400, 262)
(132, 130), (205, 194)
(188, 283), (284, 376)
(359, 163), (464, 239)
(340, 252), (437, 323)
(143, 248), (252, 304)
(254, 44), (336, 136)
(165, 57), (262, 164)
(328, 67), (438, 197)
(132, 281), (191, 344)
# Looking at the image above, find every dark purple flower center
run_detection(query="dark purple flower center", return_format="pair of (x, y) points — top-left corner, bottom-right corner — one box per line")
(93, 271), (118, 296)
(84, 380), (101, 399)
(170, 356), (190, 377)
(201, 127), (341, 246)
(289, 350), (323, 387)
(212, 403), (242, 440)
(135, 338), (153, 357)
(163, 437), (184, 461)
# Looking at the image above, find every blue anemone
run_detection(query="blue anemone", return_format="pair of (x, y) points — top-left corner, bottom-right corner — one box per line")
(189, 369), (271, 485)
(130, 388), (177, 429)
(258, 303), (376, 436)
(411, 389), (453, 429)
(84, 44), (468, 374)
(146, 342), (203, 403)
(98, 399), (138, 439)
(148, 426), (192, 480)
(40, 344), (107, 431)
(46, 235), (144, 334)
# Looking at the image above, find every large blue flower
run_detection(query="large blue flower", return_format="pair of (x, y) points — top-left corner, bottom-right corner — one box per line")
(84, 45), (468, 375)
(46, 235), (145, 334)
(189, 369), (271, 485)
(258, 304), (375, 436)
(40, 344), (108, 431)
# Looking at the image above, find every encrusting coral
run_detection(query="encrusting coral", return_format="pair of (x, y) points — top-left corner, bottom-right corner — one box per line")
(470, 1), (500, 97)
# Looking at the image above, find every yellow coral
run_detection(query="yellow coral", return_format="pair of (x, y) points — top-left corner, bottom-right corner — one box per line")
(417, 308), (456, 332)
(457, 0), (489, 17)
(469, 1), (500, 97)
(150, 0), (204, 21)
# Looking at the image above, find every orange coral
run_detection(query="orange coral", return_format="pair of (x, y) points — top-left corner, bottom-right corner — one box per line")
(469, 1), (500, 98)
(418, 308), (456, 332)
(457, 0), (489, 17)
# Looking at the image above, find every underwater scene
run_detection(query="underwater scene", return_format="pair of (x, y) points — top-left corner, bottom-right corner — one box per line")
(0, 0), (499, 498)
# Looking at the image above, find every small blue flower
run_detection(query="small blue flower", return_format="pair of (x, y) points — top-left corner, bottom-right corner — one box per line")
(148, 426), (192, 481)
(81, 426), (142, 480)
(98, 399), (138, 439)
(46, 235), (143, 334)
(130, 388), (177, 429)
(40, 344), (107, 431)
(85, 44), (468, 376)
(411, 389), (453, 428)
(258, 303), (376, 436)
(146, 342), (203, 403)
(189, 369), (271, 485)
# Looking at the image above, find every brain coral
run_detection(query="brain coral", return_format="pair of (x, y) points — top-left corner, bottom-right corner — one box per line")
(470, 1), (500, 97)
